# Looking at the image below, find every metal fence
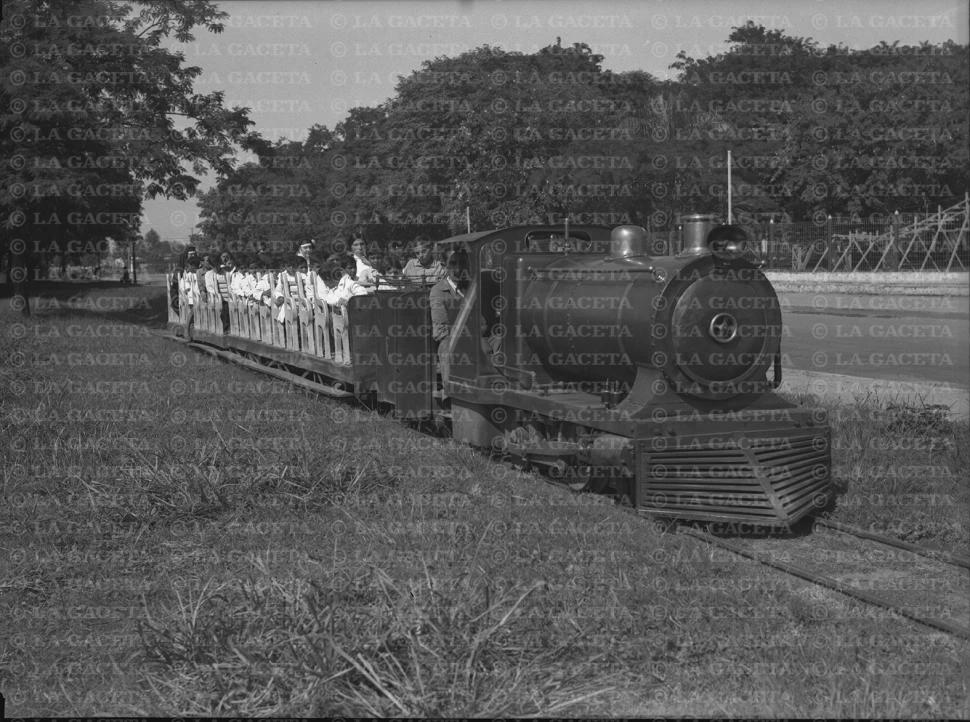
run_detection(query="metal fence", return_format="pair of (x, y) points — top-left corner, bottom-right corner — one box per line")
(651, 196), (970, 272)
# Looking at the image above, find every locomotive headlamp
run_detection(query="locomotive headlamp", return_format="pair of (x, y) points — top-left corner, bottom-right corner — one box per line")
(706, 224), (749, 258)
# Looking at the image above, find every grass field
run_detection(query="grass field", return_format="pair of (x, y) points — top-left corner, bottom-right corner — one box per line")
(1, 282), (967, 717)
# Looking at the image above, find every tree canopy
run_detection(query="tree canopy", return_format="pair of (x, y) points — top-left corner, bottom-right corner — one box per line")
(4, 9), (966, 271)
(1, 0), (256, 307)
(195, 28), (967, 253)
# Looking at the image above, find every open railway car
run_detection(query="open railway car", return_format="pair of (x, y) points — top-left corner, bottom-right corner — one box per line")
(166, 219), (832, 526)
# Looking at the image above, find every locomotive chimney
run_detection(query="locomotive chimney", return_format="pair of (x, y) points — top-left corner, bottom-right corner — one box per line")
(610, 225), (650, 260)
(677, 214), (719, 256)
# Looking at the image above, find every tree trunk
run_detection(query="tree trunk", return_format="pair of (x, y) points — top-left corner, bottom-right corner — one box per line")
(11, 242), (31, 317)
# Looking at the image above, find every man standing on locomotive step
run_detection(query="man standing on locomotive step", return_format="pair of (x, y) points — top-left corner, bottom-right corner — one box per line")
(430, 248), (471, 388)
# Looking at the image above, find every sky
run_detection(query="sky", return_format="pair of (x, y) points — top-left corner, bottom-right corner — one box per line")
(141, 0), (968, 244)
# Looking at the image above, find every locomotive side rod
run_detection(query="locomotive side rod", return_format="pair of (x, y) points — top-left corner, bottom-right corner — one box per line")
(679, 526), (970, 640)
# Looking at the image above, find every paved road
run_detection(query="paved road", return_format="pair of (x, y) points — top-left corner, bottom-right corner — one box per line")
(776, 291), (969, 416)
(779, 294), (969, 388)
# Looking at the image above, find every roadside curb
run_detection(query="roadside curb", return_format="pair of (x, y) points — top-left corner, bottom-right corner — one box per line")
(781, 368), (969, 419)
(767, 271), (969, 297)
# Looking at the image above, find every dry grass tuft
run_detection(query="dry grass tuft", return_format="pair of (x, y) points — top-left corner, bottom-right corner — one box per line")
(138, 564), (613, 717)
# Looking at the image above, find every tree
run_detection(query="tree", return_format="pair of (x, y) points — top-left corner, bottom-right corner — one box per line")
(670, 24), (969, 219)
(1, 0), (256, 312)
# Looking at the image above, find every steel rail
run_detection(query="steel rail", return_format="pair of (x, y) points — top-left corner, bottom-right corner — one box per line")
(679, 526), (970, 640)
(815, 518), (970, 571)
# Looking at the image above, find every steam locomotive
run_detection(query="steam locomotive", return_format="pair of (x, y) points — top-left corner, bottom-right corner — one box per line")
(168, 216), (831, 527)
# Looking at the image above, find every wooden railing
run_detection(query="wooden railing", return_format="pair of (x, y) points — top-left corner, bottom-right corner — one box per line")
(166, 271), (354, 364)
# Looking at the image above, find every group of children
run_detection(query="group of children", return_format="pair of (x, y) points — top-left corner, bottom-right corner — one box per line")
(173, 235), (451, 333)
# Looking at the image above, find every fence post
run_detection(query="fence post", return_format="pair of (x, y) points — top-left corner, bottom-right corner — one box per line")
(826, 215), (833, 271)
(891, 210), (899, 271)
(768, 218), (774, 267)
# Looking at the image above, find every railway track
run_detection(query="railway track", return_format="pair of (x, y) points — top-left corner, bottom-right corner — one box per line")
(156, 328), (969, 641)
(680, 520), (970, 640)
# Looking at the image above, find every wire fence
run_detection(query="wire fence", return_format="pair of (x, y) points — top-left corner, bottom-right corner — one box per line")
(650, 197), (970, 272)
